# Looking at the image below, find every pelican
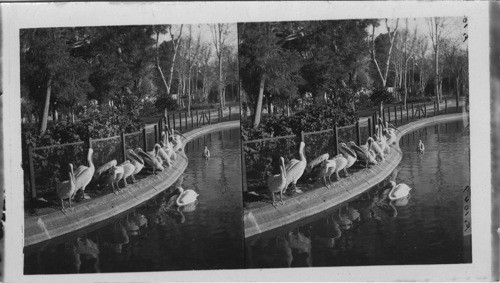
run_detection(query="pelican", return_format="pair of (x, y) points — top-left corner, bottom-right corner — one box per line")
(417, 140), (425, 152)
(339, 143), (356, 176)
(161, 131), (177, 160)
(172, 134), (183, 151)
(367, 137), (384, 161)
(155, 143), (172, 167)
(317, 159), (336, 188)
(56, 163), (76, 212)
(135, 147), (164, 174)
(175, 186), (199, 206)
(374, 134), (390, 155)
(74, 148), (95, 200)
(202, 146), (210, 159)
(120, 160), (136, 186)
(93, 160), (117, 181)
(388, 181), (412, 200)
(305, 153), (329, 174)
(349, 141), (377, 167)
(110, 165), (124, 194)
(267, 157), (287, 205)
(285, 141), (307, 194)
(330, 154), (348, 181)
(126, 149), (144, 181)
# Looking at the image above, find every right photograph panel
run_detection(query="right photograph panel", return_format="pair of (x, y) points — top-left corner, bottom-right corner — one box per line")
(239, 18), (471, 268)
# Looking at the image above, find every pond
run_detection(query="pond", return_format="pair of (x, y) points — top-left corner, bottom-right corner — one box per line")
(24, 128), (243, 274)
(245, 120), (471, 268)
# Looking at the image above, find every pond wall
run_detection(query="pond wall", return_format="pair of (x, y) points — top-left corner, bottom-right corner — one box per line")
(24, 120), (239, 248)
(244, 112), (468, 238)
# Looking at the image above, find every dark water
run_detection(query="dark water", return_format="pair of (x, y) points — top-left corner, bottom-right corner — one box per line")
(24, 128), (243, 274)
(245, 121), (471, 268)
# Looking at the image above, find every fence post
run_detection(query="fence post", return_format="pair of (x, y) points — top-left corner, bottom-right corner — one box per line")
(387, 107), (390, 124)
(196, 110), (199, 127)
(154, 125), (158, 144)
(434, 100), (437, 116)
(333, 124), (339, 155)
(185, 111), (188, 130)
(368, 118), (372, 138)
(411, 103), (415, 120)
(229, 106), (232, 121)
(142, 127), (147, 150)
(164, 109), (168, 131)
(445, 98), (448, 114)
(406, 104), (409, 121)
(178, 112), (182, 131)
(218, 108), (221, 123)
(382, 108), (386, 125)
(121, 132), (126, 163)
(393, 106), (397, 125)
(300, 130), (305, 143)
(400, 105), (403, 124)
(456, 94), (459, 113)
(158, 120), (162, 141)
(424, 102), (427, 117)
(28, 146), (37, 199)
(356, 120), (361, 146)
(208, 109), (212, 124)
(418, 103), (421, 119)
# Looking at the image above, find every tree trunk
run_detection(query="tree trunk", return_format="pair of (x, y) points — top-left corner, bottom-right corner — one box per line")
(403, 60), (408, 109)
(434, 45), (440, 109)
(188, 70), (192, 112)
(218, 55), (224, 110)
(40, 75), (53, 134)
(253, 75), (266, 128)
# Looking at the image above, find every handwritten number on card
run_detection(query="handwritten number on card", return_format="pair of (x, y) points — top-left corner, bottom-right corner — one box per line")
(463, 186), (471, 235)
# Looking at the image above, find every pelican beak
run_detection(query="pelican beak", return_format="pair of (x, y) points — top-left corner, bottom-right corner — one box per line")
(341, 143), (356, 157)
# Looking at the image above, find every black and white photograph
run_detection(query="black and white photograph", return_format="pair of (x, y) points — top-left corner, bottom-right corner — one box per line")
(19, 22), (243, 274)
(0, 1), (494, 282)
(241, 16), (472, 268)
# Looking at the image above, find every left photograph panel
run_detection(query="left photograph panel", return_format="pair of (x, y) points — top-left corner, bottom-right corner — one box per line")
(20, 24), (243, 274)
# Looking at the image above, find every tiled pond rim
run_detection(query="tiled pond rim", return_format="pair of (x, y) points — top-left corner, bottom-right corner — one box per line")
(24, 120), (239, 248)
(244, 112), (468, 239)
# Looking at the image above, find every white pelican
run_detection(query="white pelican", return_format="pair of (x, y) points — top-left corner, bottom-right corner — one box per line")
(126, 149), (144, 181)
(110, 165), (124, 194)
(349, 141), (377, 167)
(93, 159), (117, 181)
(161, 131), (177, 160)
(172, 134), (183, 151)
(374, 134), (390, 155)
(388, 181), (412, 200)
(56, 163), (76, 212)
(202, 146), (210, 159)
(285, 141), (307, 194)
(175, 186), (199, 206)
(367, 137), (385, 161)
(330, 154), (348, 181)
(74, 148), (95, 200)
(135, 147), (164, 174)
(318, 159), (336, 188)
(305, 153), (329, 174)
(267, 157), (287, 205)
(339, 143), (356, 176)
(155, 143), (172, 167)
(417, 140), (425, 152)
(120, 160), (136, 186)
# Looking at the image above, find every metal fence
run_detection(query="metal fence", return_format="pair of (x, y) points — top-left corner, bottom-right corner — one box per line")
(242, 96), (467, 192)
(26, 106), (241, 201)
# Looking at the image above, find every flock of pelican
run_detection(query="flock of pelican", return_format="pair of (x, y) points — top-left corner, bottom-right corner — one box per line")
(56, 130), (185, 212)
(266, 118), (416, 206)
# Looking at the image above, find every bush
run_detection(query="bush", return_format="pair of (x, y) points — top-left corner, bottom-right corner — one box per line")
(370, 88), (397, 106)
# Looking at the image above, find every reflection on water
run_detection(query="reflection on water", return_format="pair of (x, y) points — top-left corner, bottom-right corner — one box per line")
(24, 128), (243, 274)
(246, 121), (471, 268)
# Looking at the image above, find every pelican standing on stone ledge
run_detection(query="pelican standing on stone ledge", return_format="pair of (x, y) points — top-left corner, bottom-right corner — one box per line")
(267, 157), (287, 205)
(285, 141), (307, 194)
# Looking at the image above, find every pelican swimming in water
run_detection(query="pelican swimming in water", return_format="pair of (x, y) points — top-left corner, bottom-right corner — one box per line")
(339, 143), (356, 176)
(74, 148), (95, 200)
(349, 141), (377, 167)
(388, 181), (412, 200)
(175, 186), (199, 206)
(202, 146), (210, 159)
(285, 141), (307, 194)
(56, 163), (76, 212)
(267, 157), (287, 205)
(126, 149), (144, 182)
(417, 140), (425, 152)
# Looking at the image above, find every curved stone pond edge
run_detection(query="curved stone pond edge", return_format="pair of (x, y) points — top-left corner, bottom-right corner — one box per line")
(244, 112), (468, 239)
(24, 120), (240, 248)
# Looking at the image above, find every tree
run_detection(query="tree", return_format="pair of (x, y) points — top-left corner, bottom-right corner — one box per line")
(427, 17), (445, 106)
(442, 37), (468, 107)
(400, 20), (418, 108)
(210, 23), (231, 111)
(370, 19), (400, 89)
